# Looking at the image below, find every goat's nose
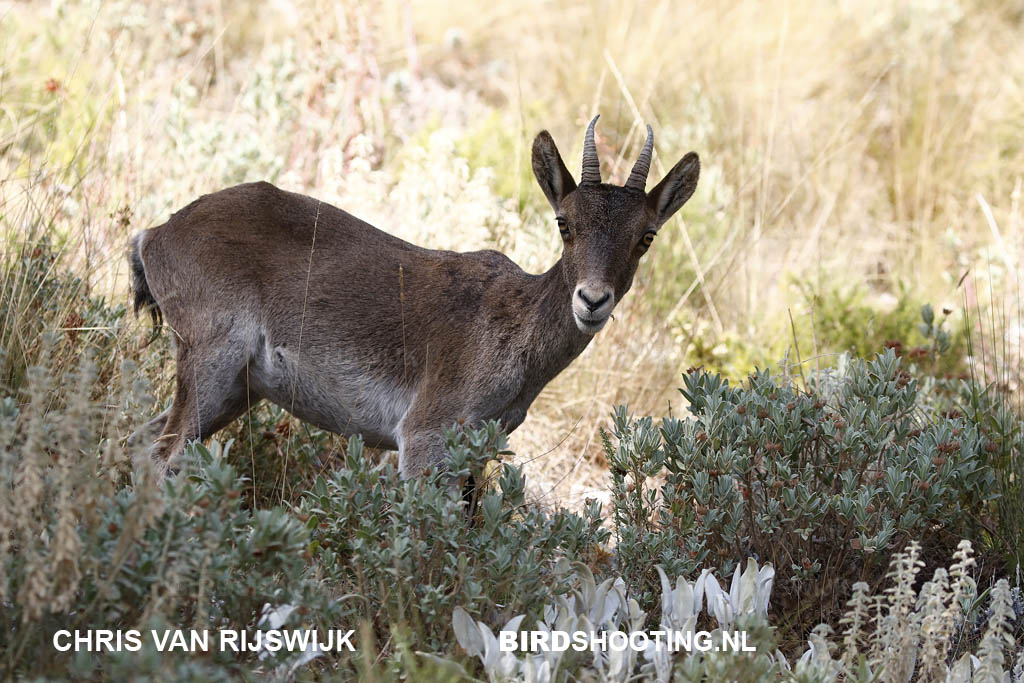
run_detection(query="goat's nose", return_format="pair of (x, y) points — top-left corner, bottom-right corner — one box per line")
(577, 287), (611, 312)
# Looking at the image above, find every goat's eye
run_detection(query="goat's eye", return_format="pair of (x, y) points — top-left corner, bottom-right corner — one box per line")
(638, 230), (656, 252)
(556, 216), (570, 240)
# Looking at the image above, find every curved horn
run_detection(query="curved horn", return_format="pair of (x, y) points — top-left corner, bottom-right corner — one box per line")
(624, 124), (654, 191)
(580, 115), (601, 185)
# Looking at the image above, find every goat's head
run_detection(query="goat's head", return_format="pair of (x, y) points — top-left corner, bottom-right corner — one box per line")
(532, 115), (700, 334)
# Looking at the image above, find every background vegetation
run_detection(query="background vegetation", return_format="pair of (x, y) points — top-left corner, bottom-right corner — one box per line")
(1, 0), (1022, 679)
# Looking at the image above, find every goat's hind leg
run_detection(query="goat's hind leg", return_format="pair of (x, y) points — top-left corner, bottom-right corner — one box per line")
(150, 343), (255, 476)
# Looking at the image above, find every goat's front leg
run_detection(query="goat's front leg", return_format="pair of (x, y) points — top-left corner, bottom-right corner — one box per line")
(396, 425), (450, 480)
(398, 419), (483, 520)
(396, 397), (480, 498)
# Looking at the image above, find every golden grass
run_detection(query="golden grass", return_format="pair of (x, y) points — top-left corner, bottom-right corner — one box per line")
(2, 0), (1022, 504)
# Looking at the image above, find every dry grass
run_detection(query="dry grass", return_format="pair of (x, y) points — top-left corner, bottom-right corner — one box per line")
(2, 0), (1023, 506)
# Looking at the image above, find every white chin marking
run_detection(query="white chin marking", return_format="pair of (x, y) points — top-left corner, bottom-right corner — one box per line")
(574, 314), (608, 334)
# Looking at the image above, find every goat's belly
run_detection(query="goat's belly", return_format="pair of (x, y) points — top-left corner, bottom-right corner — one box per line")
(263, 387), (404, 450)
(285, 397), (401, 450)
(249, 347), (409, 450)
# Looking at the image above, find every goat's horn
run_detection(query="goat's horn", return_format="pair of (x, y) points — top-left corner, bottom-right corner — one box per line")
(624, 124), (654, 191)
(580, 115), (601, 185)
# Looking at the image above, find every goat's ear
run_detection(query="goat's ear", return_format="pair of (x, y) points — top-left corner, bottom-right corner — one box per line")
(532, 131), (577, 211)
(647, 152), (700, 229)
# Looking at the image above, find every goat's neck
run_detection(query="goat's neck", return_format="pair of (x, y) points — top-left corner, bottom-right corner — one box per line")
(523, 261), (593, 379)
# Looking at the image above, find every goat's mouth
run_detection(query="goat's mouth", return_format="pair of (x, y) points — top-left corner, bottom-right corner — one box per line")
(573, 311), (609, 334)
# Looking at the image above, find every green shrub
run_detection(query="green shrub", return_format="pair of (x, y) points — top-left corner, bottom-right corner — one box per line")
(220, 402), (348, 509)
(605, 348), (997, 644)
(301, 422), (610, 656)
(0, 260), (1018, 680)
(0, 350), (607, 679)
(0, 357), (334, 678)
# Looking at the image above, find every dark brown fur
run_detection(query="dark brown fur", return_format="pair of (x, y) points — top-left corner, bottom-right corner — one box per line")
(130, 119), (699, 478)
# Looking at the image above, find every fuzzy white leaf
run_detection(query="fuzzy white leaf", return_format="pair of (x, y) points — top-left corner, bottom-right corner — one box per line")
(756, 563), (776, 616)
(947, 654), (974, 683)
(591, 578), (613, 624)
(656, 565), (673, 621)
(713, 591), (734, 629)
(693, 568), (710, 615)
(534, 658), (552, 683)
(258, 603), (296, 630)
(452, 607), (484, 658)
(703, 573), (723, 620)
(607, 645), (628, 680)
(738, 557), (759, 614)
(502, 614), (526, 638)
(573, 561), (597, 608)
(675, 576), (696, 621)
(478, 622), (501, 669)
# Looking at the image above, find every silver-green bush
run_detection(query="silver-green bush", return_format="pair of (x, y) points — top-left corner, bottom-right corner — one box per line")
(605, 348), (1001, 643)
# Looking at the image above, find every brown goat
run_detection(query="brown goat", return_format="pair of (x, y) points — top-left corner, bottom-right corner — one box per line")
(129, 116), (699, 478)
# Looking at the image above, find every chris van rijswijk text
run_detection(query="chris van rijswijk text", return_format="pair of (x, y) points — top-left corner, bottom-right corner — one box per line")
(52, 629), (356, 653)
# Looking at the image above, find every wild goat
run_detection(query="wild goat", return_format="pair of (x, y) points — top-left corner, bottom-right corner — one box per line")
(129, 116), (700, 478)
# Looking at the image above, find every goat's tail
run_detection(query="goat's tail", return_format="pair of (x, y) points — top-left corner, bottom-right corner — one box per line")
(129, 232), (162, 343)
